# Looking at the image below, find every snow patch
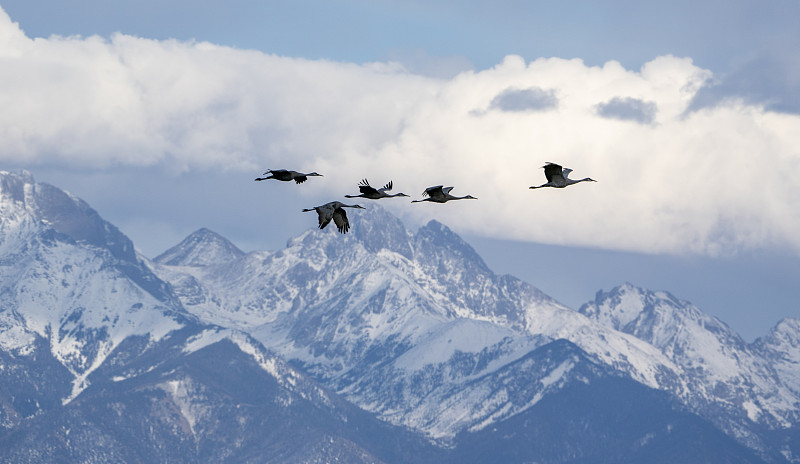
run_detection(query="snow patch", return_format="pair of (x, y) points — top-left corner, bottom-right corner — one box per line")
(742, 400), (762, 422)
(183, 328), (230, 354)
(540, 358), (574, 389)
(159, 377), (210, 437)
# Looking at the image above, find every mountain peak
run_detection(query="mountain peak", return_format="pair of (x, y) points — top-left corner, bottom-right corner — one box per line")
(754, 317), (800, 353)
(154, 228), (245, 266)
(753, 318), (800, 399)
(1, 170), (136, 262)
(351, 205), (413, 259)
(414, 219), (491, 273)
(579, 283), (686, 331)
(0, 169), (34, 192)
(581, 282), (748, 360)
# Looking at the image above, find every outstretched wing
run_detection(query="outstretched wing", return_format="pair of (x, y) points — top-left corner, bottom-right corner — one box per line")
(543, 162), (563, 183)
(273, 169), (294, 180)
(358, 179), (380, 196)
(256, 168), (288, 181)
(380, 181), (393, 192)
(332, 207), (350, 234)
(316, 209), (332, 230)
(423, 185), (445, 198)
(312, 203), (338, 230)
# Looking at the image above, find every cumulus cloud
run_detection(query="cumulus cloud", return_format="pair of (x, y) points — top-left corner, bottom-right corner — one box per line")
(2, 8), (800, 257)
(595, 97), (657, 124)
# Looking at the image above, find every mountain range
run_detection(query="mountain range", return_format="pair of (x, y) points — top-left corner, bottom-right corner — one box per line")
(1, 170), (798, 463)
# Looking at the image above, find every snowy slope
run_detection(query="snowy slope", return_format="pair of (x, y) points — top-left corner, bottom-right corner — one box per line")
(2, 323), (445, 464)
(0, 171), (190, 404)
(580, 283), (800, 452)
(0, 172), (330, 413)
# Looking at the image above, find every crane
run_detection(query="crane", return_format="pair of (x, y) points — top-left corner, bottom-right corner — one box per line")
(529, 162), (596, 189)
(255, 169), (323, 184)
(302, 201), (365, 234)
(345, 179), (409, 200)
(411, 185), (477, 203)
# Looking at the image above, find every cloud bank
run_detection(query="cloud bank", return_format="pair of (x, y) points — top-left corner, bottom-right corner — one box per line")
(2, 7), (799, 257)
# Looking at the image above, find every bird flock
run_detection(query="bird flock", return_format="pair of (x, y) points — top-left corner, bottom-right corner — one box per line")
(255, 164), (595, 234)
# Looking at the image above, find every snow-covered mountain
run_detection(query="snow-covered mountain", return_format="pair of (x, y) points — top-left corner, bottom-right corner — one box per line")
(580, 285), (800, 423)
(754, 318), (800, 399)
(151, 204), (800, 461)
(0, 170), (187, 405)
(150, 210), (565, 437)
(2, 170), (798, 463)
(0, 171), (441, 463)
(580, 285), (800, 454)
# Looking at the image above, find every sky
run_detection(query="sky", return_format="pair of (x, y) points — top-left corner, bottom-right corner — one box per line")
(1, 0), (799, 340)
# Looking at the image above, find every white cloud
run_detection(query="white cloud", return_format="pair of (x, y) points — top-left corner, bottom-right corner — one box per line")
(2, 7), (799, 257)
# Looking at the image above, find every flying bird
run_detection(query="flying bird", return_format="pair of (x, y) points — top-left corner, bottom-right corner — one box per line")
(529, 162), (596, 189)
(411, 185), (477, 203)
(302, 201), (365, 234)
(345, 179), (409, 200)
(255, 169), (323, 184)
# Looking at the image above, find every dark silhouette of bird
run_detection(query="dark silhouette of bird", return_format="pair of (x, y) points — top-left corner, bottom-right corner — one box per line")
(345, 179), (409, 200)
(530, 162), (596, 189)
(255, 169), (323, 184)
(411, 185), (477, 203)
(302, 201), (365, 234)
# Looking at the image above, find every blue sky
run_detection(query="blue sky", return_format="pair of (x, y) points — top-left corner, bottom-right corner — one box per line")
(1, 0), (799, 339)
(4, 1), (796, 73)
